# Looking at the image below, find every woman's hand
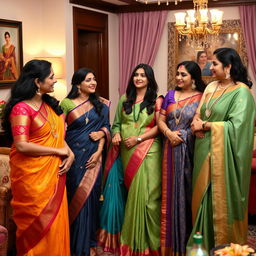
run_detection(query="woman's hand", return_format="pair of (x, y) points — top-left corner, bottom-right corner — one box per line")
(86, 151), (101, 169)
(89, 131), (105, 141)
(59, 151), (75, 175)
(55, 147), (69, 156)
(191, 117), (203, 133)
(124, 136), (138, 149)
(112, 133), (122, 146)
(194, 131), (205, 138)
(166, 130), (184, 147)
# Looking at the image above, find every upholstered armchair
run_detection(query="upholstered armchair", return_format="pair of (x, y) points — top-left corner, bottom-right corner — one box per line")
(0, 147), (15, 255)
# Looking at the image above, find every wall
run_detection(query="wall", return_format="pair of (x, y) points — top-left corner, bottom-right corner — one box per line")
(153, 6), (256, 99)
(65, 3), (119, 123)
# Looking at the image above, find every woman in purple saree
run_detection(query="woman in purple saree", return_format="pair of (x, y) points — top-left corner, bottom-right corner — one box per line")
(60, 68), (110, 256)
(158, 61), (205, 256)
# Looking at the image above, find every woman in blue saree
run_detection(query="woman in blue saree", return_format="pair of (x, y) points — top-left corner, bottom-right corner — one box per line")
(60, 68), (110, 256)
(158, 61), (205, 256)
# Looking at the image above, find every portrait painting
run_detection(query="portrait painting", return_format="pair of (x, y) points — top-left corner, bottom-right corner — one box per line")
(0, 19), (23, 87)
(168, 20), (248, 88)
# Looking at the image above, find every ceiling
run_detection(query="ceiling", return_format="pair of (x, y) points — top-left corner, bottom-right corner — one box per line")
(70, 0), (256, 13)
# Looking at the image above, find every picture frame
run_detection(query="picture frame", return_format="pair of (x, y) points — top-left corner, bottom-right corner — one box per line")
(0, 19), (23, 88)
(168, 19), (248, 89)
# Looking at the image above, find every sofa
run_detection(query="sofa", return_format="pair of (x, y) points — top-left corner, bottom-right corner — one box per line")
(0, 147), (15, 255)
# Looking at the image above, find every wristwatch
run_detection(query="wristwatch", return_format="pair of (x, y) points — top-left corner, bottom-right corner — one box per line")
(136, 137), (142, 143)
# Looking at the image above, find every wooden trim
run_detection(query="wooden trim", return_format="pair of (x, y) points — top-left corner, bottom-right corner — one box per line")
(70, 0), (256, 13)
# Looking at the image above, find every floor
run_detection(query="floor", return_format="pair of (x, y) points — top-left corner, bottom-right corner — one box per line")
(96, 224), (256, 256)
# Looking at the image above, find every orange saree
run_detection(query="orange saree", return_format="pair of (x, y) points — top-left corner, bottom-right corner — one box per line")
(9, 102), (70, 256)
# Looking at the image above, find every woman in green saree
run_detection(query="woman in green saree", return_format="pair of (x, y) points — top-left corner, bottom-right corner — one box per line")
(189, 48), (255, 251)
(99, 64), (163, 255)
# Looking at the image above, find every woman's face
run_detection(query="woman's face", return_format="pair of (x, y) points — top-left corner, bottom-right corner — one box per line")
(210, 55), (226, 79)
(4, 34), (10, 43)
(176, 65), (192, 90)
(38, 68), (57, 94)
(133, 68), (148, 90)
(198, 53), (207, 64)
(79, 72), (97, 96)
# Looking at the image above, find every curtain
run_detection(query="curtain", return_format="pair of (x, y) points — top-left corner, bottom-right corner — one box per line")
(119, 11), (168, 95)
(239, 5), (256, 81)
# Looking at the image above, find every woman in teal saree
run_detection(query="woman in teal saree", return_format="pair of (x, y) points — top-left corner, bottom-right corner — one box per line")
(190, 48), (255, 251)
(98, 64), (163, 255)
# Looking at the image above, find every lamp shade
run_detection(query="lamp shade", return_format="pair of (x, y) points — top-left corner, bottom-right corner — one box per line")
(34, 57), (64, 79)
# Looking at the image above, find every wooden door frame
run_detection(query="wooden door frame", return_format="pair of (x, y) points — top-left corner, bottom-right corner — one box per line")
(73, 7), (109, 98)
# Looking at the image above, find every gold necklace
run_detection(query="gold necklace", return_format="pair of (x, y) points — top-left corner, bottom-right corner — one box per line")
(205, 82), (233, 118)
(30, 102), (58, 138)
(174, 92), (194, 125)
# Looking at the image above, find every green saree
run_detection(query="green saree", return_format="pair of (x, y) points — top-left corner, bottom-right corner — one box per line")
(112, 95), (163, 256)
(187, 82), (256, 251)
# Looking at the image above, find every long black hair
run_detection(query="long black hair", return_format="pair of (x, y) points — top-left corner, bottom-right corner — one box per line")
(213, 47), (252, 88)
(123, 63), (158, 115)
(175, 61), (206, 92)
(67, 68), (103, 115)
(3, 59), (63, 140)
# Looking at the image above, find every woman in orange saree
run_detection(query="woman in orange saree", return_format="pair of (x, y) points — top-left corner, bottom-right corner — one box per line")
(3, 59), (74, 256)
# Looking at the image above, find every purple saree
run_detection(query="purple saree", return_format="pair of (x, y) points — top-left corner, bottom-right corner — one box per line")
(160, 90), (202, 256)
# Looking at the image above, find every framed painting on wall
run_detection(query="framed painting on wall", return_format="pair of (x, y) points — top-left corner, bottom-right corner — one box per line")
(168, 20), (248, 89)
(0, 19), (23, 88)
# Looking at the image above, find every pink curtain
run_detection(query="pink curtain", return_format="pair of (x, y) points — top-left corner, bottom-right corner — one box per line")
(239, 5), (256, 81)
(119, 11), (168, 95)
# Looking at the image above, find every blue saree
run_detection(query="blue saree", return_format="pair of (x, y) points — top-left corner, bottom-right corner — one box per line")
(60, 97), (110, 256)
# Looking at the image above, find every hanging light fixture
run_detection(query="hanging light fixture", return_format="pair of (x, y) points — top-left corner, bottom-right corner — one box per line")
(136, 0), (182, 6)
(174, 0), (223, 47)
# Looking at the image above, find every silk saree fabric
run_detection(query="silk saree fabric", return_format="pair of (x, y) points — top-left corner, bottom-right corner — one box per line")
(160, 90), (202, 256)
(100, 95), (163, 255)
(60, 97), (110, 256)
(10, 102), (70, 256)
(187, 82), (256, 251)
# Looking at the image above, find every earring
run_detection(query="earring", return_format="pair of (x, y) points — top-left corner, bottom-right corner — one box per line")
(36, 88), (42, 96)
(191, 80), (196, 90)
(225, 70), (230, 79)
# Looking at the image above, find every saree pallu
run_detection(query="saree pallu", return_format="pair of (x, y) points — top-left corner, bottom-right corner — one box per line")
(10, 103), (69, 256)
(187, 82), (256, 251)
(98, 145), (127, 254)
(160, 90), (202, 256)
(61, 98), (110, 256)
(106, 95), (163, 256)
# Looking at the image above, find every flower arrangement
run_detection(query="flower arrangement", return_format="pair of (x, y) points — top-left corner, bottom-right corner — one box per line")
(214, 243), (255, 256)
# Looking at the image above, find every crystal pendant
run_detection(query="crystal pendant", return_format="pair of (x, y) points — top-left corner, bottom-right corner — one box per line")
(175, 119), (179, 125)
(85, 117), (89, 124)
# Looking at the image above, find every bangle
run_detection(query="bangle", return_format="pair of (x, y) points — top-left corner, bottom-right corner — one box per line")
(164, 128), (169, 136)
(202, 121), (208, 130)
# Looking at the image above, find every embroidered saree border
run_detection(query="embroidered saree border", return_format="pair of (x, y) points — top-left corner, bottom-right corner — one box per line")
(191, 153), (211, 224)
(120, 244), (160, 256)
(69, 156), (102, 224)
(211, 122), (228, 244)
(97, 228), (120, 253)
(17, 174), (66, 254)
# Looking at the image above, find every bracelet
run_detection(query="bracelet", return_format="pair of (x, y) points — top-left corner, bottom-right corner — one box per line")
(164, 128), (169, 136)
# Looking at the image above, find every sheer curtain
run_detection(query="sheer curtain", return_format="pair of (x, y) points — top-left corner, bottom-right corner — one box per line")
(119, 11), (168, 95)
(239, 5), (256, 81)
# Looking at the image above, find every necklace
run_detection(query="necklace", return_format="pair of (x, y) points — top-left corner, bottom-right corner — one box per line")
(133, 105), (140, 128)
(205, 82), (233, 118)
(76, 98), (90, 125)
(174, 92), (194, 125)
(30, 102), (58, 138)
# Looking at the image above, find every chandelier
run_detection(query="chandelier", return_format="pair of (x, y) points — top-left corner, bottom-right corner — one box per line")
(135, 0), (182, 6)
(174, 0), (223, 47)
